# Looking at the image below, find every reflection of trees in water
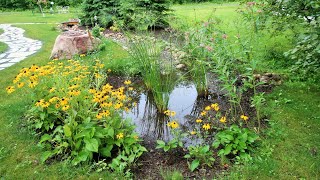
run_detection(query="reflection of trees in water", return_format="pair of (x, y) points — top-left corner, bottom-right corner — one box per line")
(140, 91), (170, 140)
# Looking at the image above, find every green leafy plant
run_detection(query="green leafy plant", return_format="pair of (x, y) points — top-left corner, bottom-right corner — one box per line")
(184, 145), (215, 172)
(212, 124), (259, 163)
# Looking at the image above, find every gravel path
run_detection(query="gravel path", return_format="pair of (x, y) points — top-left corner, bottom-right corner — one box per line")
(0, 24), (42, 71)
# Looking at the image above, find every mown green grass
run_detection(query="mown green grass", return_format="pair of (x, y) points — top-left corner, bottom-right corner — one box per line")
(226, 82), (320, 179)
(0, 29), (8, 53)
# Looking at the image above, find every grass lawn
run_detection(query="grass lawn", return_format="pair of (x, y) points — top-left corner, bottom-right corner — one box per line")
(0, 29), (8, 53)
(0, 3), (319, 179)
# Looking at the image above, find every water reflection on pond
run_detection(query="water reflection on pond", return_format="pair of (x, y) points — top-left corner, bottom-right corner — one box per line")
(124, 82), (226, 142)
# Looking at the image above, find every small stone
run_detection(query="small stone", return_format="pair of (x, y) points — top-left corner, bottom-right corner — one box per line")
(176, 63), (186, 69)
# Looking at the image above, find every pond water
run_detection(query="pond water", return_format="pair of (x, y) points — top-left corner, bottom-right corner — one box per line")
(123, 81), (228, 142)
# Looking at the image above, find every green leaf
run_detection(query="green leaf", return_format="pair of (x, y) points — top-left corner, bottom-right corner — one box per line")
(40, 151), (53, 163)
(63, 125), (72, 137)
(40, 134), (51, 143)
(224, 144), (232, 155)
(200, 145), (210, 154)
(184, 154), (191, 159)
(107, 128), (114, 138)
(164, 146), (170, 152)
(190, 159), (200, 172)
(85, 138), (99, 152)
(40, 113), (46, 120)
(156, 140), (165, 146)
(100, 145), (113, 157)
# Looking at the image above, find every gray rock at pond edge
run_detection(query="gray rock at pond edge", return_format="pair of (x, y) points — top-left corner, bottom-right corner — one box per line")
(50, 30), (100, 60)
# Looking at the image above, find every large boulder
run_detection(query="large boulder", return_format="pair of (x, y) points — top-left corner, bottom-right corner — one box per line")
(50, 30), (100, 60)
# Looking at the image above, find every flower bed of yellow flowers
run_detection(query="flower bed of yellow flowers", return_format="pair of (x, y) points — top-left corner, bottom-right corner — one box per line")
(6, 59), (146, 174)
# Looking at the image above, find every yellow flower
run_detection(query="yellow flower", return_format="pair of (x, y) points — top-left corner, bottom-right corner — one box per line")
(41, 102), (50, 108)
(17, 82), (25, 88)
(60, 98), (69, 106)
(205, 106), (211, 111)
(202, 123), (211, 131)
(35, 99), (45, 107)
(211, 103), (220, 111)
(114, 102), (123, 109)
(49, 97), (59, 103)
(190, 131), (196, 135)
(134, 135), (139, 140)
(80, 54), (86, 57)
(62, 105), (70, 111)
(101, 110), (110, 117)
(116, 133), (124, 139)
(107, 69), (112, 73)
(89, 89), (96, 94)
(167, 121), (179, 129)
(164, 110), (176, 117)
(96, 113), (103, 119)
(49, 87), (56, 93)
(220, 116), (227, 123)
(196, 119), (203, 123)
(124, 80), (132, 85)
(241, 115), (249, 121)
(29, 81), (38, 88)
(55, 103), (60, 109)
(6, 86), (15, 94)
(200, 111), (207, 116)
(128, 87), (134, 91)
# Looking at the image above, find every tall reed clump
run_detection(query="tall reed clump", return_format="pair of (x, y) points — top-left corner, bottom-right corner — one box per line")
(128, 35), (176, 112)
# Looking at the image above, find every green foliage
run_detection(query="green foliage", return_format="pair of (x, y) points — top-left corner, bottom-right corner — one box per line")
(284, 26), (320, 82)
(184, 145), (215, 171)
(80, 0), (118, 27)
(213, 124), (258, 163)
(80, 0), (171, 30)
(265, 0), (320, 82)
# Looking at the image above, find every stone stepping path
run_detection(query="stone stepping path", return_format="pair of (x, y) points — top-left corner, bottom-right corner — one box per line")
(0, 24), (42, 71)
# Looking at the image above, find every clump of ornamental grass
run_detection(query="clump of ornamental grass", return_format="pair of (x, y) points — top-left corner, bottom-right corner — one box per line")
(6, 59), (146, 175)
(128, 35), (176, 112)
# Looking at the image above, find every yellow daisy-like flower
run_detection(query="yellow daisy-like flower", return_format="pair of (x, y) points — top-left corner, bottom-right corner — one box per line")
(202, 123), (211, 131)
(17, 82), (25, 88)
(200, 111), (207, 116)
(107, 69), (112, 73)
(220, 116), (227, 123)
(196, 119), (203, 123)
(205, 106), (211, 111)
(96, 113), (103, 119)
(167, 121), (179, 129)
(49, 87), (56, 93)
(128, 87), (134, 91)
(190, 131), (196, 135)
(240, 115), (249, 121)
(80, 54), (86, 57)
(211, 103), (220, 111)
(29, 81), (38, 88)
(116, 133), (124, 139)
(124, 80), (132, 85)
(6, 86), (15, 94)
(60, 98), (69, 106)
(55, 103), (60, 109)
(62, 105), (70, 111)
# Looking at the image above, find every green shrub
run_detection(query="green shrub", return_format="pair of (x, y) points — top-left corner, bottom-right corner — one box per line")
(213, 124), (259, 162)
